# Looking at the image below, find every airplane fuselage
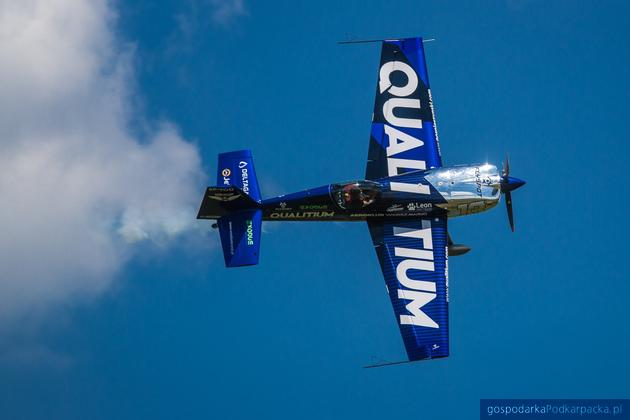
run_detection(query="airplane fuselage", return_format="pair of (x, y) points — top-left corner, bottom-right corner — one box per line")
(261, 163), (501, 221)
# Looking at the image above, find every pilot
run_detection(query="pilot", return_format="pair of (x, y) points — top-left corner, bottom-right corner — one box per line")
(342, 183), (378, 208)
(343, 184), (361, 207)
(360, 189), (377, 207)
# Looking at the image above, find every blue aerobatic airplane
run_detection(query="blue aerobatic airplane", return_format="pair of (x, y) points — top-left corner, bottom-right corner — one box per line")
(197, 37), (525, 364)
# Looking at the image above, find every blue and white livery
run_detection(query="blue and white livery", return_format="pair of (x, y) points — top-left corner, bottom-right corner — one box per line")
(197, 37), (526, 365)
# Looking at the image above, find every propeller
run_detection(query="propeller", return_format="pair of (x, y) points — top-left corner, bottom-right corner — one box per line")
(499, 155), (526, 232)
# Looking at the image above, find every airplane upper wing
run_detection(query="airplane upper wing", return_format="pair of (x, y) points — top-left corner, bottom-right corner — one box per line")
(367, 215), (449, 361)
(366, 37), (442, 180)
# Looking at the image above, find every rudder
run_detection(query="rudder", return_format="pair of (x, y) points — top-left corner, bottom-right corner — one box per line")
(217, 150), (262, 202)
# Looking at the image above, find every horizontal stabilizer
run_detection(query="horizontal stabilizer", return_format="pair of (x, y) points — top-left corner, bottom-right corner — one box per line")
(218, 209), (262, 267)
(197, 186), (260, 219)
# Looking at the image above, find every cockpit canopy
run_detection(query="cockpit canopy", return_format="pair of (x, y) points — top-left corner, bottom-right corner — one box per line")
(330, 180), (382, 210)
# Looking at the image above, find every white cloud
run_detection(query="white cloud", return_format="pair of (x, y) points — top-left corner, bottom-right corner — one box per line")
(0, 0), (206, 325)
(167, 0), (246, 58)
(210, 0), (246, 25)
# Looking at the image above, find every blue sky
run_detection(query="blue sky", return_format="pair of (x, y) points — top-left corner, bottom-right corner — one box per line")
(1, 1), (629, 419)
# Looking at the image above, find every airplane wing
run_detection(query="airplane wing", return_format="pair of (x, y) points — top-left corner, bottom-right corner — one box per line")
(367, 215), (449, 361)
(366, 37), (442, 180)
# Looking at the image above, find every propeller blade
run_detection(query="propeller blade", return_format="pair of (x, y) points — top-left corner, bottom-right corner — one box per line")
(505, 191), (515, 232)
(502, 154), (510, 177)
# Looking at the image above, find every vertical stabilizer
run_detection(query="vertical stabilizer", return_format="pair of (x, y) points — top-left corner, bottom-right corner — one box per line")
(217, 150), (262, 202)
(211, 150), (263, 267)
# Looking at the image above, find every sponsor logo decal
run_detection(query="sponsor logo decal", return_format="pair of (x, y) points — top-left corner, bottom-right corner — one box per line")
(274, 201), (293, 211)
(350, 213), (385, 217)
(394, 220), (438, 329)
(474, 166), (482, 197)
(427, 88), (440, 156)
(270, 211), (334, 219)
(240, 161), (249, 194)
(221, 168), (231, 186)
(407, 202), (432, 211)
(207, 192), (239, 201)
(299, 204), (329, 210)
(228, 221), (234, 255)
(379, 57), (430, 195)
(387, 204), (404, 212)
(245, 219), (254, 245)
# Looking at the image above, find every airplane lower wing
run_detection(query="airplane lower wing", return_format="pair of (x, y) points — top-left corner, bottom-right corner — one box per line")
(367, 215), (449, 361)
